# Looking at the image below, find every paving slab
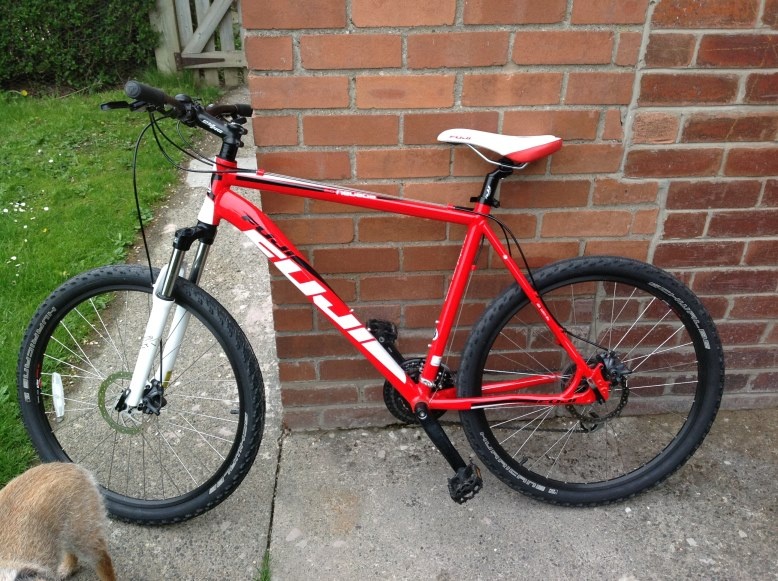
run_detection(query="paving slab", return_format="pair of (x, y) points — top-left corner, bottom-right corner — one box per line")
(269, 407), (777, 581)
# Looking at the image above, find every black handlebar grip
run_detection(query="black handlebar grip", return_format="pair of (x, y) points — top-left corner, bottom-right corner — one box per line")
(124, 81), (181, 111)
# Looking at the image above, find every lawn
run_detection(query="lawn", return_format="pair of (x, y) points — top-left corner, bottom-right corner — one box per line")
(0, 74), (219, 485)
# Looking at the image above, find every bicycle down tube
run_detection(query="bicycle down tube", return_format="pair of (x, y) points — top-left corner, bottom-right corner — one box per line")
(146, 156), (610, 414)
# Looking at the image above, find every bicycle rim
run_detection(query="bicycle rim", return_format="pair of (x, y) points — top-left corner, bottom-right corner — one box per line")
(18, 266), (262, 519)
(459, 257), (723, 504)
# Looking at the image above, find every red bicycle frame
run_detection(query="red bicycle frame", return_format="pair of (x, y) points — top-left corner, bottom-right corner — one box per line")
(201, 157), (609, 413)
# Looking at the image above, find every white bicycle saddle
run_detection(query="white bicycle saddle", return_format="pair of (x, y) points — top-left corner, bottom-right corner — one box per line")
(437, 128), (562, 164)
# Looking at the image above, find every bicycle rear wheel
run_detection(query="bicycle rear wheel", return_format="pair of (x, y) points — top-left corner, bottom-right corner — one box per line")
(17, 265), (265, 524)
(458, 256), (724, 505)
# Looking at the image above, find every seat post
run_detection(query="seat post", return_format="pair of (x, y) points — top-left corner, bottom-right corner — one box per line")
(473, 160), (514, 208)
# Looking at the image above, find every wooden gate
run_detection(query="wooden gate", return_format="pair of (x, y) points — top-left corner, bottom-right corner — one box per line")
(151, 0), (245, 86)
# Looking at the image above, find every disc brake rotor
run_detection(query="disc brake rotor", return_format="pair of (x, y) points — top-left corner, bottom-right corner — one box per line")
(97, 371), (143, 435)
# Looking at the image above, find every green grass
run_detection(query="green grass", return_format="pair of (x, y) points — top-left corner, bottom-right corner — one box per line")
(0, 73), (220, 485)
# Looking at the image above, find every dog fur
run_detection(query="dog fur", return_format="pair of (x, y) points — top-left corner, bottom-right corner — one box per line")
(0, 463), (115, 581)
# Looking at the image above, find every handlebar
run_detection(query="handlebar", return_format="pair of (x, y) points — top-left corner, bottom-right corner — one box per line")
(121, 80), (254, 159)
(125, 80), (184, 112)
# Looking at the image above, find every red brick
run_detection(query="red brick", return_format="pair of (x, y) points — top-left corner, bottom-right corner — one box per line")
(274, 216), (355, 245)
(765, 180), (778, 206)
(754, 371), (778, 390)
(243, 0), (345, 29)
(634, 208), (659, 234)
(652, 0), (759, 29)
(404, 112), (499, 144)
(252, 116), (298, 146)
(694, 269), (778, 294)
(260, 192), (305, 214)
(725, 148), (778, 177)
(550, 144), (624, 174)
(361, 275), (445, 301)
(616, 32), (643, 66)
(697, 34), (778, 68)
(259, 151), (351, 180)
(645, 33), (696, 68)
(513, 31), (614, 65)
(463, 0), (566, 24)
(356, 148), (449, 179)
(745, 240), (778, 265)
(667, 181), (762, 209)
(572, 0), (649, 23)
(500, 180), (591, 209)
(542, 210), (633, 238)
(639, 73), (739, 105)
(300, 35), (401, 70)
(273, 306), (313, 332)
(356, 76), (455, 109)
(249, 76), (349, 109)
(281, 384), (359, 406)
(602, 109), (624, 141)
(653, 241), (746, 267)
(592, 179), (659, 205)
(745, 73), (778, 103)
(358, 216), (447, 242)
(303, 115), (398, 146)
(352, 0), (455, 26)
(715, 322), (767, 345)
(708, 210), (778, 237)
(683, 113), (778, 143)
(663, 212), (707, 238)
(730, 296), (778, 319)
(584, 241), (650, 261)
(281, 409), (320, 430)
(313, 247), (399, 273)
(278, 361), (315, 382)
(276, 333), (354, 359)
(766, 0), (778, 28)
(489, 214), (537, 238)
(319, 359), (381, 381)
(244, 36), (293, 71)
(503, 110), (599, 140)
(625, 149), (723, 178)
(566, 72), (635, 105)
(632, 112), (680, 144)
(462, 73), (563, 106)
(402, 245), (464, 272)
(408, 32), (509, 68)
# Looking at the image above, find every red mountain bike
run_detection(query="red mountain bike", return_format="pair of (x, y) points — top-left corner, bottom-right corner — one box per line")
(17, 81), (725, 524)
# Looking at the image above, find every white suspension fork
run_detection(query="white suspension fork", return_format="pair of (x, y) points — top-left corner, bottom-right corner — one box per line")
(124, 264), (177, 408)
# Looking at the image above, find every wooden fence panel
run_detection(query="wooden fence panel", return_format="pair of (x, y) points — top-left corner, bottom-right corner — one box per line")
(151, 0), (245, 86)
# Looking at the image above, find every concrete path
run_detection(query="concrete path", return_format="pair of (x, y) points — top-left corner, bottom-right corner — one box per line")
(74, 86), (777, 581)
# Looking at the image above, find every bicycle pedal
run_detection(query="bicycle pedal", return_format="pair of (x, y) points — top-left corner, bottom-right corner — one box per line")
(448, 462), (483, 504)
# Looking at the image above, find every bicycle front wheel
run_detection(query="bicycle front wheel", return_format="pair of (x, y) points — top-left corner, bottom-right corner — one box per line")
(458, 256), (724, 506)
(17, 265), (265, 524)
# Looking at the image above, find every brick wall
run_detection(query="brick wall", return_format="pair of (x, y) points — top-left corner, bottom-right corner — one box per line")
(242, 0), (778, 429)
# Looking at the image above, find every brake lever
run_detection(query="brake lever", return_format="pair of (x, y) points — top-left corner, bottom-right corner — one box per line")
(100, 100), (130, 111)
(99, 100), (157, 113)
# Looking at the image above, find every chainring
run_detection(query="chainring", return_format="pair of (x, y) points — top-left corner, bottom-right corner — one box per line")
(382, 358), (448, 425)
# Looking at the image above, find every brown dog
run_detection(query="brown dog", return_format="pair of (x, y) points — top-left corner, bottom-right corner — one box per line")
(0, 463), (115, 581)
